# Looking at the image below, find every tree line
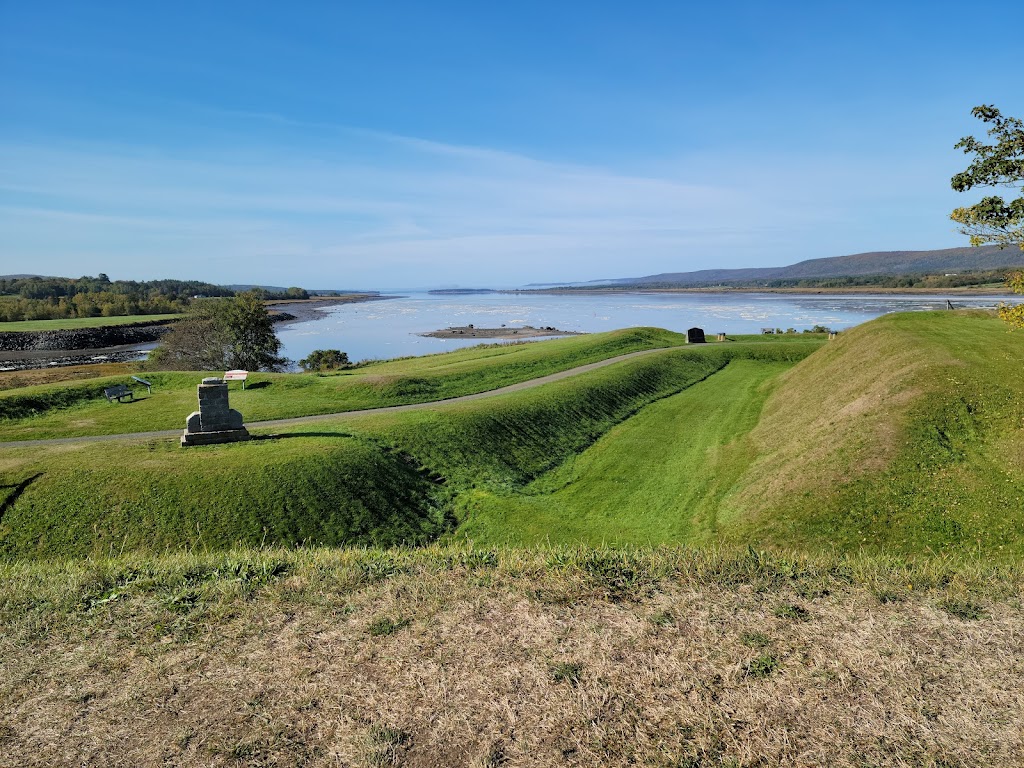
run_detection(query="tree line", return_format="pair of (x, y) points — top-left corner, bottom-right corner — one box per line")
(0, 274), (309, 322)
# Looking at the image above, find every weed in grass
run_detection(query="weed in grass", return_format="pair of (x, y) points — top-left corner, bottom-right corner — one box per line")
(364, 724), (410, 767)
(772, 603), (810, 621)
(550, 661), (585, 686)
(744, 653), (781, 678)
(367, 616), (411, 637)
(874, 588), (907, 604)
(649, 610), (676, 627)
(939, 598), (987, 621)
(740, 631), (771, 648)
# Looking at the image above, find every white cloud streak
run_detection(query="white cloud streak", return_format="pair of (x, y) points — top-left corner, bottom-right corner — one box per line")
(0, 125), (962, 287)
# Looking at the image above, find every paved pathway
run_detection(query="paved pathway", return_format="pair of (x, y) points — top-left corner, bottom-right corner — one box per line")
(0, 347), (677, 449)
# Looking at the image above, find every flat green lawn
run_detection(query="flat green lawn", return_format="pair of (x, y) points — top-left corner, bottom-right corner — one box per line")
(0, 313), (179, 331)
(455, 360), (787, 546)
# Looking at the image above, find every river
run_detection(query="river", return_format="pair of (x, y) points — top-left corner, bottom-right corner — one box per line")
(276, 291), (1010, 365)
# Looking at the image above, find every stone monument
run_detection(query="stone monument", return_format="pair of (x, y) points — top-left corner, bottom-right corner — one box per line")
(686, 327), (706, 344)
(181, 377), (250, 446)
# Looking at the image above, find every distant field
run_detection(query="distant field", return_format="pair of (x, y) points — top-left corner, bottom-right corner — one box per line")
(0, 313), (179, 332)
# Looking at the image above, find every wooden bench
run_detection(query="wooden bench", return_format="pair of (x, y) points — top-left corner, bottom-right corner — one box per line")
(104, 384), (134, 403)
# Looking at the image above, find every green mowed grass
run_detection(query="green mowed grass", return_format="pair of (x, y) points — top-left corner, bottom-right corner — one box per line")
(456, 360), (787, 546)
(0, 328), (823, 441)
(719, 310), (1024, 557)
(0, 435), (449, 559)
(2, 311), (1019, 562)
(0, 327), (683, 439)
(0, 313), (179, 331)
(1, 345), (809, 559)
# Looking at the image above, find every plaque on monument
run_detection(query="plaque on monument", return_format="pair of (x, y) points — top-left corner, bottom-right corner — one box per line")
(687, 327), (706, 344)
(181, 377), (250, 446)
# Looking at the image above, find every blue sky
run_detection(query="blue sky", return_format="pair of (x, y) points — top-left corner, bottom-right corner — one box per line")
(1, 1), (1021, 289)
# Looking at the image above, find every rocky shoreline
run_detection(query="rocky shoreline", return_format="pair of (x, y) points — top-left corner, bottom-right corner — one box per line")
(0, 318), (176, 353)
(420, 325), (582, 340)
(0, 295), (397, 372)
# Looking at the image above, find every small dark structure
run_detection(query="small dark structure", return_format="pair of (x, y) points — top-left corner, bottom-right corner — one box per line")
(181, 377), (250, 446)
(103, 384), (134, 403)
(687, 327), (706, 344)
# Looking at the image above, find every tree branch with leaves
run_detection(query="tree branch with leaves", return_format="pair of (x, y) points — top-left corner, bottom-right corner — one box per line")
(951, 105), (1024, 328)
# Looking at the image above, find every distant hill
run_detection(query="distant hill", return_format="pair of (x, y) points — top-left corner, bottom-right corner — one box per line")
(580, 245), (1024, 287)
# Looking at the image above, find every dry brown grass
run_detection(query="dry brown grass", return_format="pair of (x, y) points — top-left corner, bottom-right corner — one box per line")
(1, 548), (1021, 767)
(0, 362), (134, 391)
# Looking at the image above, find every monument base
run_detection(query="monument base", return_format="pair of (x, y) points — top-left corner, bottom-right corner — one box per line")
(181, 427), (250, 446)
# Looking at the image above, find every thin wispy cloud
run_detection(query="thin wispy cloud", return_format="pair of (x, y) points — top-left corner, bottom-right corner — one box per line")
(0, 117), (972, 287)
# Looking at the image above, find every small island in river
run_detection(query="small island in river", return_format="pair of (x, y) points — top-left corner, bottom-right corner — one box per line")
(421, 325), (583, 340)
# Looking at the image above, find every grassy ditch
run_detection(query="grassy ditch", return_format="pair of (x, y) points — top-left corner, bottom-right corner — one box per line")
(2, 545), (1021, 767)
(0, 345), (813, 560)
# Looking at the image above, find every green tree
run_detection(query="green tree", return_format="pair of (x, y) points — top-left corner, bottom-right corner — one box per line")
(951, 105), (1024, 249)
(298, 349), (350, 372)
(951, 105), (1024, 328)
(222, 291), (288, 371)
(150, 292), (287, 371)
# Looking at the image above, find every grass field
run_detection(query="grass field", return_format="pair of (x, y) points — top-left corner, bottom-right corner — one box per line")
(0, 362), (135, 391)
(2, 311), (1023, 766)
(1, 345), (785, 559)
(1, 546), (1021, 767)
(0, 313), (179, 332)
(456, 360), (788, 546)
(1, 311), (1020, 562)
(0, 328), (822, 441)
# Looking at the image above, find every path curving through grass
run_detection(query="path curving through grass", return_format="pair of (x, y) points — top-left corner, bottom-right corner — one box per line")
(0, 347), (677, 449)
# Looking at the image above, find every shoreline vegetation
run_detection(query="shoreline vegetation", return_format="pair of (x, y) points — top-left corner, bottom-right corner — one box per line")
(0, 294), (398, 373)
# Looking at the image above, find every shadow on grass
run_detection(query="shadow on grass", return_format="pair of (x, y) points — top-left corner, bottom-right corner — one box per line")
(246, 382), (272, 390)
(251, 431), (354, 441)
(0, 472), (43, 521)
(113, 396), (148, 405)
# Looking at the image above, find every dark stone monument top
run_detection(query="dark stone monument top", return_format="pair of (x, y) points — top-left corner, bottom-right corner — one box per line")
(181, 377), (250, 446)
(687, 327), (706, 344)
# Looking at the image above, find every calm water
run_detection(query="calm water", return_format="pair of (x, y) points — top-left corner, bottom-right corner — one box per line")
(277, 291), (1010, 365)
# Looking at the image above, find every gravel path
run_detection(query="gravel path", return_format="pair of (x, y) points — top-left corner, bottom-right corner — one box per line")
(0, 347), (676, 449)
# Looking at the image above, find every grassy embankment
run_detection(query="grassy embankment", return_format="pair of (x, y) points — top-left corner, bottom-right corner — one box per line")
(0, 313), (179, 332)
(455, 310), (1024, 557)
(2, 311), (1022, 561)
(1, 343), (813, 558)
(0, 327), (804, 441)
